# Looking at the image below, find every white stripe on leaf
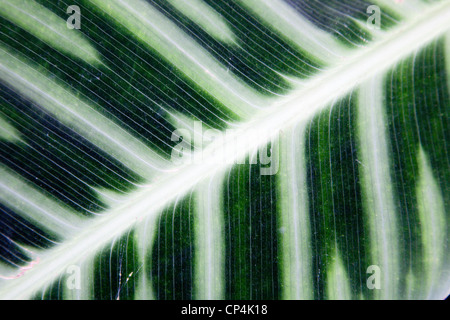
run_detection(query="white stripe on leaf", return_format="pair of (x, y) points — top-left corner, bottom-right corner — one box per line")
(195, 174), (224, 299)
(358, 75), (399, 299)
(134, 215), (158, 300)
(166, 0), (236, 45)
(0, 114), (21, 142)
(416, 146), (447, 299)
(0, 166), (85, 238)
(326, 250), (352, 300)
(277, 122), (313, 299)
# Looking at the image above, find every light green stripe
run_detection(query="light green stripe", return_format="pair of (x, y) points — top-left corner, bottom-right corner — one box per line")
(358, 76), (399, 299)
(166, 0), (236, 45)
(326, 250), (352, 300)
(0, 166), (85, 238)
(278, 122), (313, 299)
(195, 175), (224, 299)
(416, 146), (447, 299)
(0, 0), (101, 65)
(0, 115), (21, 142)
(134, 216), (157, 300)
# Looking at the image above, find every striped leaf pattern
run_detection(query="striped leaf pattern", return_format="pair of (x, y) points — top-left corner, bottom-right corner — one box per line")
(0, 0), (449, 300)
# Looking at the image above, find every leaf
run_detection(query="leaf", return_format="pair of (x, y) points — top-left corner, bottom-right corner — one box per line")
(0, 0), (449, 300)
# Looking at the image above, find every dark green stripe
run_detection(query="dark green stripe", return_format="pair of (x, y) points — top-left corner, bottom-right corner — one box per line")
(223, 161), (280, 299)
(385, 38), (449, 298)
(150, 197), (195, 300)
(306, 95), (369, 299)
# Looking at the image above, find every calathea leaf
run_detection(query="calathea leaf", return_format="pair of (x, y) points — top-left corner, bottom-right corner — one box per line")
(0, 0), (448, 300)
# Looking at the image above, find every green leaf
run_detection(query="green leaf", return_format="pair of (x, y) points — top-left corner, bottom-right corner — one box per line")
(0, 0), (448, 300)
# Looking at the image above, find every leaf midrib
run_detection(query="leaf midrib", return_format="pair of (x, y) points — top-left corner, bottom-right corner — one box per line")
(1, 1), (450, 299)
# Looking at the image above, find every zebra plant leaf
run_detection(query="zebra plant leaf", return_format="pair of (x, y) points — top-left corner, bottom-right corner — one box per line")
(0, 0), (449, 300)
